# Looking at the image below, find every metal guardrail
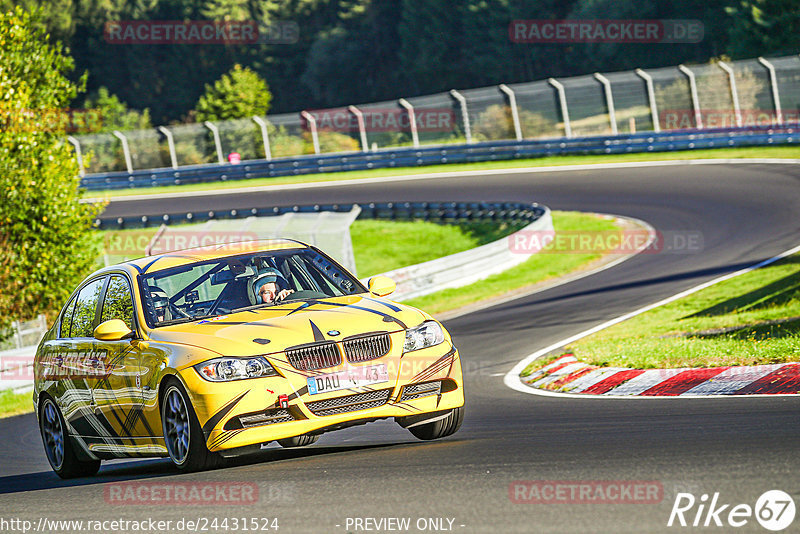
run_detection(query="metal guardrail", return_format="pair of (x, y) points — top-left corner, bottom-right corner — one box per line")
(95, 201), (547, 230)
(81, 124), (799, 192)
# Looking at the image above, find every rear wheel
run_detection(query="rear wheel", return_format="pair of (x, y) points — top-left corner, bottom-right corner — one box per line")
(277, 434), (319, 448)
(161, 381), (222, 472)
(39, 397), (101, 479)
(407, 406), (464, 441)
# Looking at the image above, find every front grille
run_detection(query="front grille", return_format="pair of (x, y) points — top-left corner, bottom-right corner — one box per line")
(306, 389), (392, 417)
(234, 409), (295, 429)
(343, 333), (391, 363)
(400, 381), (442, 402)
(286, 342), (341, 371)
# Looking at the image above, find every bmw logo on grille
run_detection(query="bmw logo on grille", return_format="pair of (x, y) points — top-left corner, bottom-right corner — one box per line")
(327, 330), (340, 336)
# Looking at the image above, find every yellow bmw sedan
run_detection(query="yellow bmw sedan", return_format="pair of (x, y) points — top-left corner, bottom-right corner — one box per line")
(33, 240), (464, 477)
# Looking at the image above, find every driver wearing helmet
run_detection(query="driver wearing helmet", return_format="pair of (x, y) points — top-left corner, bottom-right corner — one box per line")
(254, 268), (293, 304)
(149, 288), (170, 322)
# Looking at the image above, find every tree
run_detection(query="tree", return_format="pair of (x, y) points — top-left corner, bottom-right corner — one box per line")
(194, 64), (272, 121)
(0, 0), (75, 42)
(726, 0), (800, 58)
(77, 86), (151, 134)
(300, 0), (403, 106)
(0, 7), (103, 336)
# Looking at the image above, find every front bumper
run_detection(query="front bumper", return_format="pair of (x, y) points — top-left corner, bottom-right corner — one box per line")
(179, 342), (464, 452)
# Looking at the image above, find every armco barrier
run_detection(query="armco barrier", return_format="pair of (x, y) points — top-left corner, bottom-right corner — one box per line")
(81, 125), (799, 192)
(95, 201), (546, 230)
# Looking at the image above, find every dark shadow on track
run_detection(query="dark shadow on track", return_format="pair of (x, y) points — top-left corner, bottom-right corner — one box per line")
(509, 259), (765, 308)
(0, 440), (461, 495)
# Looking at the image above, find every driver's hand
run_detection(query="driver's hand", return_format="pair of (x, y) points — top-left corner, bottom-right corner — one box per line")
(275, 289), (294, 302)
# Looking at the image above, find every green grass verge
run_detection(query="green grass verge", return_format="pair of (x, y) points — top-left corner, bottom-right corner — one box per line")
(88, 145), (800, 199)
(350, 220), (525, 277)
(0, 389), (33, 418)
(404, 211), (620, 315)
(563, 252), (800, 369)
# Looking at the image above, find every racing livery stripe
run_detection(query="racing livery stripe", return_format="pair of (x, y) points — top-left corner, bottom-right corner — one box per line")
(202, 390), (249, 435)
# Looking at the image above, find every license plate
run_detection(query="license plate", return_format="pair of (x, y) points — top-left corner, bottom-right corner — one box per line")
(307, 364), (388, 395)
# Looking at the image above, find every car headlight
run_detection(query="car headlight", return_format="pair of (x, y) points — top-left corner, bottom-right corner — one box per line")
(403, 321), (445, 352)
(194, 356), (279, 382)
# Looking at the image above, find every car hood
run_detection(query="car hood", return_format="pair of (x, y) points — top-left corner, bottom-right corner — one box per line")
(148, 294), (427, 356)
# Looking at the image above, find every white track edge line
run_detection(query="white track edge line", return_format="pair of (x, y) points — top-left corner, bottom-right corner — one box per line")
(90, 158), (800, 203)
(503, 242), (800, 399)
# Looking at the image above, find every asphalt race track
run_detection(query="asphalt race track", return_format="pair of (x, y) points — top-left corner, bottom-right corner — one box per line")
(2, 162), (800, 533)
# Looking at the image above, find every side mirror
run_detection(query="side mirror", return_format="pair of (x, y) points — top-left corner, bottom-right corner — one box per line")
(367, 276), (396, 297)
(94, 319), (134, 341)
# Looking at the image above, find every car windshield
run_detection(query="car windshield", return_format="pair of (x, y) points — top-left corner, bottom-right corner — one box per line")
(139, 248), (365, 327)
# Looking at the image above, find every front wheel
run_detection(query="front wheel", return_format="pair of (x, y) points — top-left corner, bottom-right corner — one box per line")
(161, 381), (222, 472)
(407, 406), (464, 441)
(39, 397), (101, 479)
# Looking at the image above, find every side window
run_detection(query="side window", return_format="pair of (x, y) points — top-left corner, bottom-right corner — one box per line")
(100, 275), (134, 330)
(59, 296), (77, 338)
(71, 278), (105, 338)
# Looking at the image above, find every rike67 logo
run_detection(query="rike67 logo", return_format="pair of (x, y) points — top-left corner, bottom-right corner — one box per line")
(668, 490), (796, 531)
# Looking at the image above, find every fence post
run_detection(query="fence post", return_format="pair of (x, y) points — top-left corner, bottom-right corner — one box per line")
(157, 126), (178, 169)
(398, 98), (419, 148)
(593, 73), (618, 135)
(251, 116), (272, 160)
(112, 130), (133, 173)
(348, 105), (369, 151)
(11, 320), (21, 349)
(300, 111), (321, 154)
(678, 64), (703, 129)
(66, 136), (85, 177)
(758, 57), (783, 125)
(548, 78), (572, 138)
(635, 68), (660, 133)
(449, 89), (472, 143)
(499, 84), (523, 141)
(203, 121), (224, 163)
(717, 61), (742, 128)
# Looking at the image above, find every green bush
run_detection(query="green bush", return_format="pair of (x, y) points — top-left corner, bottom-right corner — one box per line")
(308, 130), (361, 154)
(474, 105), (556, 140)
(195, 65), (272, 122)
(268, 124), (305, 158)
(0, 7), (103, 336)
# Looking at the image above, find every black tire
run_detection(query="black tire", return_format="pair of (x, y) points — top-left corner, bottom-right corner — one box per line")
(38, 396), (101, 479)
(407, 406), (464, 441)
(161, 380), (222, 472)
(277, 433), (319, 448)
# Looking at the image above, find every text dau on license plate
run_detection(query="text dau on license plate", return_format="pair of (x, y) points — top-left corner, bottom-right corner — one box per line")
(307, 364), (388, 395)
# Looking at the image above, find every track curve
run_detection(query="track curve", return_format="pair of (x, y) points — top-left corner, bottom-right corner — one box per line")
(3, 162), (800, 533)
